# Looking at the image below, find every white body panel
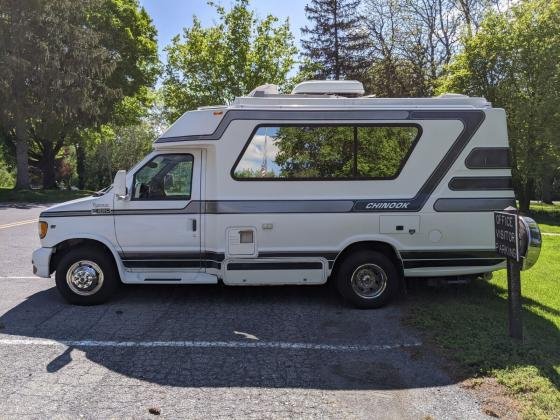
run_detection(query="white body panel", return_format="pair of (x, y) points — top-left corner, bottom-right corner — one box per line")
(34, 93), (515, 286)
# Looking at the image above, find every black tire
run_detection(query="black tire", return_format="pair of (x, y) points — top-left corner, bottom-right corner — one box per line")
(335, 250), (399, 309)
(55, 246), (119, 305)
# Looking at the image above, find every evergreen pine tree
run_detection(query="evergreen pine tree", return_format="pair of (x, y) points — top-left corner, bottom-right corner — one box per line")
(301, 0), (370, 80)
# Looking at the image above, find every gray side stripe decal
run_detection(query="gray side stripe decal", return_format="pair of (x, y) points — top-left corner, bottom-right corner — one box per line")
(403, 258), (504, 268)
(203, 200), (353, 214)
(433, 197), (516, 212)
(156, 110), (410, 143)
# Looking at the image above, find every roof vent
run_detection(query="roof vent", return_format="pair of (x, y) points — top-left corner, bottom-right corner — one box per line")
(292, 80), (365, 97)
(248, 84), (279, 97)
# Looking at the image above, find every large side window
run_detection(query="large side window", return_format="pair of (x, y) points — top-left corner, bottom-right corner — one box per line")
(232, 125), (420, 180)
(133, 154), (193, 200)
(357, 127), (419, 178)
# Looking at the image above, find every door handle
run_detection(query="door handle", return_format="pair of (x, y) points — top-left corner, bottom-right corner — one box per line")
(191, 218), (197, 232)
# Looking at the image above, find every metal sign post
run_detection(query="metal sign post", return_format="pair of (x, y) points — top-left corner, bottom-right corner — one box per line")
(494, 208), (523, 340)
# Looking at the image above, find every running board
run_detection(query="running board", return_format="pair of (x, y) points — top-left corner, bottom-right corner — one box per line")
(120, 272), (218, 285)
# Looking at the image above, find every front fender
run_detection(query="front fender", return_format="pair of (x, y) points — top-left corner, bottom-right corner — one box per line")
(49, 233), (126, 279)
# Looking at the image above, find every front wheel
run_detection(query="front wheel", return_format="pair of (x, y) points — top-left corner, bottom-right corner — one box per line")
(335, 250), (399, 309)
(55, 246), (119, 305)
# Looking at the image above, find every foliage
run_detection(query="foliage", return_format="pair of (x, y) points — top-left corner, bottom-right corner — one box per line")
(301, 0), (370, 80)
(0, 153), (14, 188)
(0, 0), (115, 188)
(438, 0), (560, 212)
(90, 0), (160, 115)
(0, 142), (14, 188)
(407, 229), (560, 418)
(0, 0), (159, 189)
(162, 0), (297, 122)
(81, 122), (155, 190)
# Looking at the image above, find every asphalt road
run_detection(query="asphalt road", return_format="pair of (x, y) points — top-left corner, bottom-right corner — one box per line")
(0, 204), (490, 419)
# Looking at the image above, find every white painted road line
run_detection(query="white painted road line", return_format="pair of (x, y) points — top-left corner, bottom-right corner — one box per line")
(0, 219), (37, 230)
(0, 338), (422, 352)
(0, 276), (40, 279)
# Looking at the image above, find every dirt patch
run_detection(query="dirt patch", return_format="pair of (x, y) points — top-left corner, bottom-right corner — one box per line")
(462, 377), (522, 419)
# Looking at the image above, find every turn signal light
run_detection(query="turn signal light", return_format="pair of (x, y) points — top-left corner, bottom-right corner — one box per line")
(38, 221), (48, 239)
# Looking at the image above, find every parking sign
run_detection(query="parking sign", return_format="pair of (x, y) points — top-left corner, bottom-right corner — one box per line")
(494, 211), (519, 261)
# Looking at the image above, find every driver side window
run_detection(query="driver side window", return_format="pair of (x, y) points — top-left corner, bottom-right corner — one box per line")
(133, 154), (193, 201)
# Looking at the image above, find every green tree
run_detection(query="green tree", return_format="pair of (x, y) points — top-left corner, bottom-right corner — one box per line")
(162, 0), (296, 122)
(0, 0), (114, 189)
(81, 121), (155, 190)
(0, 0), (159, 189)
(52, 0), (159, 190)
(439, 0), (560, 211)
(301, 0), (370, 80)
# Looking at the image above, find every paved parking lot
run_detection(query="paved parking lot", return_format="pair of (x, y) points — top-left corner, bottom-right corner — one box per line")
(0, 204), (490, 419)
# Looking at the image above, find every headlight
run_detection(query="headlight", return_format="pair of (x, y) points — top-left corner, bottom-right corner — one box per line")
(38, 221), (48, 239)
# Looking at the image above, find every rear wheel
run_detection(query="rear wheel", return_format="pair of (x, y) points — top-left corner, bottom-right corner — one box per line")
(335, 250), (399, 309)
(55, 246), (119, 305)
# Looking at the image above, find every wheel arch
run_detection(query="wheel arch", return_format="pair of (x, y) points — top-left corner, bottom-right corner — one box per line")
(49, 235), (123, 276)
(331, 240), (404, 280)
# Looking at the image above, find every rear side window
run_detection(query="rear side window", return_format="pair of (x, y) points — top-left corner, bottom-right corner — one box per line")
(232, 125), (420, 180)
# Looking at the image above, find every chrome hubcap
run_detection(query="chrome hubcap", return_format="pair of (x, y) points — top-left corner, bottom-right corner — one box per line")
(66, 260), (104, 296)
(350, 263), (387, 299)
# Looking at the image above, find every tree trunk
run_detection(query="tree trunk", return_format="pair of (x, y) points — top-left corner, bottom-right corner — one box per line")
(40, 147), (57, 189)
(518, 178), (534, 213)
(29, 137), (62, 190)
(541, 173), (554, 204)
(14, 115), (30, 190)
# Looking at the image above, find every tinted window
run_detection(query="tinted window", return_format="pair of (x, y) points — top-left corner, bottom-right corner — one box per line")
(465, 148), (511, 169)
(133, 154), (193, 200)
(233, 125), (419, 180)
(357, 127), (419, 178)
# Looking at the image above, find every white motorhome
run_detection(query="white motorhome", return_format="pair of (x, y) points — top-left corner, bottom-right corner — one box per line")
(32, 81), (541, 308)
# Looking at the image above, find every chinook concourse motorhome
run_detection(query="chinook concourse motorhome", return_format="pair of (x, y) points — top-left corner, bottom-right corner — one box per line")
(32, 80), (542, 308)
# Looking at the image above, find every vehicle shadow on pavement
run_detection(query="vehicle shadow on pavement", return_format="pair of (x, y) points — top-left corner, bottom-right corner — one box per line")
(0, 283), (468, 390)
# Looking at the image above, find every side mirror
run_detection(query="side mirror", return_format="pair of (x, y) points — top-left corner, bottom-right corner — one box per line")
(113, 170), (128, 199)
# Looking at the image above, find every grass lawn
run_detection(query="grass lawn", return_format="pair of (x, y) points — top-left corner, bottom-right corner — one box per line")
(0, 188), (93, 203)
(407, 220), (560, 418)
(528, 202), (560, 234)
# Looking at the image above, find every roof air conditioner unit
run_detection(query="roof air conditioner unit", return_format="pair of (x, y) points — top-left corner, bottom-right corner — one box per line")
(291, 80), (365, 97)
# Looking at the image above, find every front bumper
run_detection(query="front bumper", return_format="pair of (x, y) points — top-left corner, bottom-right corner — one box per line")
(32, 247), (54, 278)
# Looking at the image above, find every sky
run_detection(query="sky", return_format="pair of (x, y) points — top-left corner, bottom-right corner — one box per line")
(138, 0), (309, 66)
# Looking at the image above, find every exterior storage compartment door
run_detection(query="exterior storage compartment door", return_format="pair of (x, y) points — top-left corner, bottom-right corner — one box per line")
(223, 259), (327, 285)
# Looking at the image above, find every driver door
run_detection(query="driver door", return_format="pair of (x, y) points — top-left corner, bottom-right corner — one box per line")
(114, 151), (202, 272)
